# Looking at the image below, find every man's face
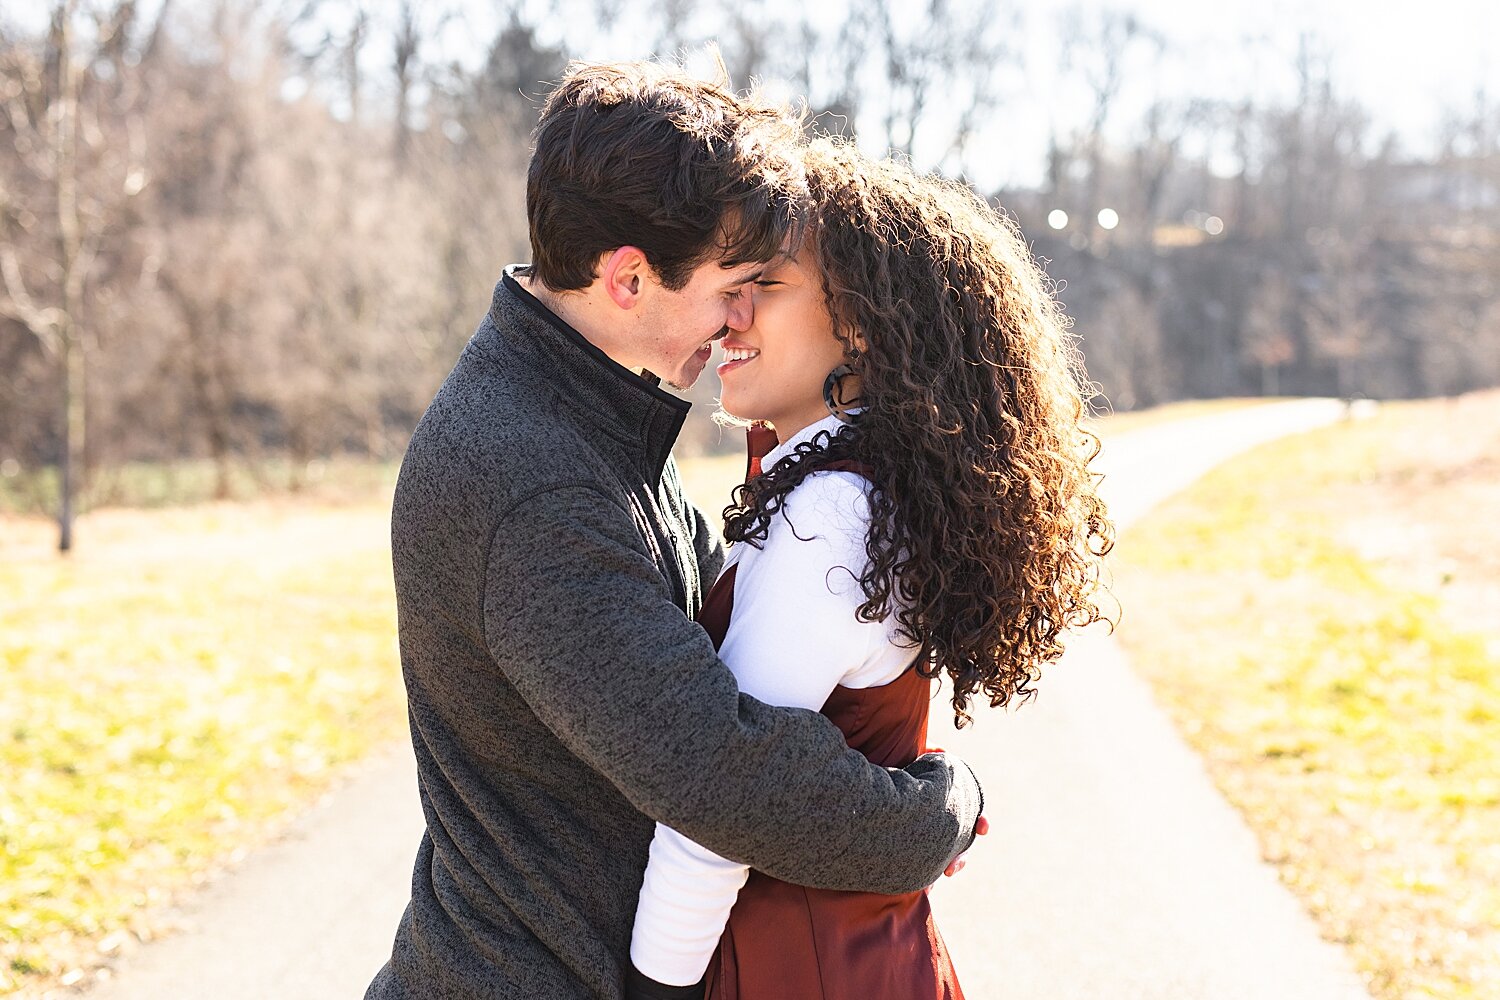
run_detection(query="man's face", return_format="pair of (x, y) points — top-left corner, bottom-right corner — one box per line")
(637, 258), (764, 390)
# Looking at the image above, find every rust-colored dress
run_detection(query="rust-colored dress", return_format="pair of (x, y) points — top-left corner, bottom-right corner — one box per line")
(697, 430), (966, 1000)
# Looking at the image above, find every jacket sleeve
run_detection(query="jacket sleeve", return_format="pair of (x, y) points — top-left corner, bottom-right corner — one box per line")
(481, 483), (982, 895)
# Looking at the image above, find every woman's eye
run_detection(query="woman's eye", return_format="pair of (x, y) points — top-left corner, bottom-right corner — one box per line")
(754, 280), (782, 288)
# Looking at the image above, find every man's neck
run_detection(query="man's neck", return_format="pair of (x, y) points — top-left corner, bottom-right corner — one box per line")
(515, 272), (646, 377)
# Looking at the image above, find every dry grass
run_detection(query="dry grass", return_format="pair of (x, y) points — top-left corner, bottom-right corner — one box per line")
(0, 457), (401, 517)
(1083, 396), (1280, 437)
(0, 500), (407, 996)
(1108, 388), (1500, 1000)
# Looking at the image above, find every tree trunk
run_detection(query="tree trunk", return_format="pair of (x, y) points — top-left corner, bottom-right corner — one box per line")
(1261, 362), (1278, 397)
(58, 316), (86, 551)
(55, 0), (84, 554)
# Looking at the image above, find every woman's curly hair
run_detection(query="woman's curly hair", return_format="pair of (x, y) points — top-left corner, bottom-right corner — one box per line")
(722, 139), (1115, 727)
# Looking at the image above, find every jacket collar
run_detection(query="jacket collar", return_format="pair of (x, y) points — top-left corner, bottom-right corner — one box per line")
(475, 265), (690, 484)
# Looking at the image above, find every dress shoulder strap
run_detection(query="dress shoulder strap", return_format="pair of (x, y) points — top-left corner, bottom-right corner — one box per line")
(821, 458), (876, 481)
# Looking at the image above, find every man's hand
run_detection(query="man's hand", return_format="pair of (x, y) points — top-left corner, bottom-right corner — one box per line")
(942, 815), (989, 877)
(925, 744), (987, 878)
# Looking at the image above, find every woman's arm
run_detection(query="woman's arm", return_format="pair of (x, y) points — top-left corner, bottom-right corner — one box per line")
(630, 472), (919, 987)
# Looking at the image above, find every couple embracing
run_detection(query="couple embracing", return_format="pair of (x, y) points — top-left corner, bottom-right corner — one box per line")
(365, 58), (1111, 1000)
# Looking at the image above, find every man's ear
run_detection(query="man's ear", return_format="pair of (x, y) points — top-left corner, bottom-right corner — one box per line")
(600, 246), (650, 310)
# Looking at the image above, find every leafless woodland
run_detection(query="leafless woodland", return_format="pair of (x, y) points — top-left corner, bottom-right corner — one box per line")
(2, 1), (1497, 549)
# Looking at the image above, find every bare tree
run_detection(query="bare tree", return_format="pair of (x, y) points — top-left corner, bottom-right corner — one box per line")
(1058, 5), (1163, 247)
(0, 0), (1496, 545)
(0, 0), (148, 550)
(391, 1), (423, 162)
(851, 0), (1017, 168)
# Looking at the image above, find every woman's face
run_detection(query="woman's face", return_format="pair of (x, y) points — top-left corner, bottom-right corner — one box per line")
(715, 240), (853, 439)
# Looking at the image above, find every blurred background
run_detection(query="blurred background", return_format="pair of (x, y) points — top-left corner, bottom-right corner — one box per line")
(1, 1), (1497, 998)
(3, 0), (1498, 518)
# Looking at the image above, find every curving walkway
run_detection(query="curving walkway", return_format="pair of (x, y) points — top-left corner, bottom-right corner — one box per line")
(927, 397), (1373, 999)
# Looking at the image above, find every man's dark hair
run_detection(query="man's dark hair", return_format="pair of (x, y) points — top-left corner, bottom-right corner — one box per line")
(527, 60), (807, 292)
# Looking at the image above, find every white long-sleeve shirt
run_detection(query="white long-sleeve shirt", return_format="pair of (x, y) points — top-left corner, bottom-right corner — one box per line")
(629, 413), (921, 986)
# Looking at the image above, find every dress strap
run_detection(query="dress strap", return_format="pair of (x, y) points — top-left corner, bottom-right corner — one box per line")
(822, 458), (875, 481)
(745, 423), (778, 481)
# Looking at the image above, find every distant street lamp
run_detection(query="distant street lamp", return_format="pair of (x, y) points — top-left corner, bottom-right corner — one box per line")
(1048, 209), (1069, 230)
(1097, 208), (1119, 230)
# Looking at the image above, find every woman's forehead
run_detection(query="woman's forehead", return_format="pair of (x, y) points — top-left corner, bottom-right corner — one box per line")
(768, 242), (811, 273)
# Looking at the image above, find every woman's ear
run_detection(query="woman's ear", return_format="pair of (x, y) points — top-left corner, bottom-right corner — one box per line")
(600, 246), (650, 310)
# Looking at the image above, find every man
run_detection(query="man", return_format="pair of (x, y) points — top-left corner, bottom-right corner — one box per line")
(365, 61), (984, 1000)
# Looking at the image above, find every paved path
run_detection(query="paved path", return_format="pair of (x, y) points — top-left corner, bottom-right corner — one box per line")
(85, 747), (423, 999)
(87, 398), (1374, 999)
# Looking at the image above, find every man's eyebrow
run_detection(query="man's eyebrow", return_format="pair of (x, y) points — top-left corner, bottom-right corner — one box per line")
(721, 266), (765, 288)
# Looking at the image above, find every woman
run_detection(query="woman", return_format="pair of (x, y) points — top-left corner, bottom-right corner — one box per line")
(626, 140), (1114, 1000)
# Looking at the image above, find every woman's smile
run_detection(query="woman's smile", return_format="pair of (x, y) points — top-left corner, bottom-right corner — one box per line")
(717, 340), (761, 377)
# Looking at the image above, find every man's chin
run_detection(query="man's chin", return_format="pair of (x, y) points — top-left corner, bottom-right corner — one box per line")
(663, 363), (705, 392)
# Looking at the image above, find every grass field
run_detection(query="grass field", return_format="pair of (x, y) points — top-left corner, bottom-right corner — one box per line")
(1108, 389), (1500, 1000)
(4, 392), (1485, 997)
(0, 499), (407, 995)
(0, 457), (401, 517)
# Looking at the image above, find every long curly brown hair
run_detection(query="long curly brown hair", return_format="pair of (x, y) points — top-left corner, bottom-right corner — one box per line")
(722, 139), (1115, 726)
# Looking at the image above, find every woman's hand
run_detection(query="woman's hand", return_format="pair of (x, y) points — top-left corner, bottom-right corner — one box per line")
(942, 815), (989, 877)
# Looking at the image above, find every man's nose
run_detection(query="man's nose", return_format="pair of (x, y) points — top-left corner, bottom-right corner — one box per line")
(727, 288), (754, 331)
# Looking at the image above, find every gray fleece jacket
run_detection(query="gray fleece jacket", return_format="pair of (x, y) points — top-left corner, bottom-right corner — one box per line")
(364, 268), (984, 1000)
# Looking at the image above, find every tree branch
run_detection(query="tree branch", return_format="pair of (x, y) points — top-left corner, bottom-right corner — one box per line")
(0, 245), (64, 353)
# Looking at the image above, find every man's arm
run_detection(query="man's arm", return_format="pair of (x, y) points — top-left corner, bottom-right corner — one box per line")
(482, 484), (982, 895)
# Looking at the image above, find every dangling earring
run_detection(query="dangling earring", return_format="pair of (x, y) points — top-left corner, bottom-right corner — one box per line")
(823, 362), (862, 423)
